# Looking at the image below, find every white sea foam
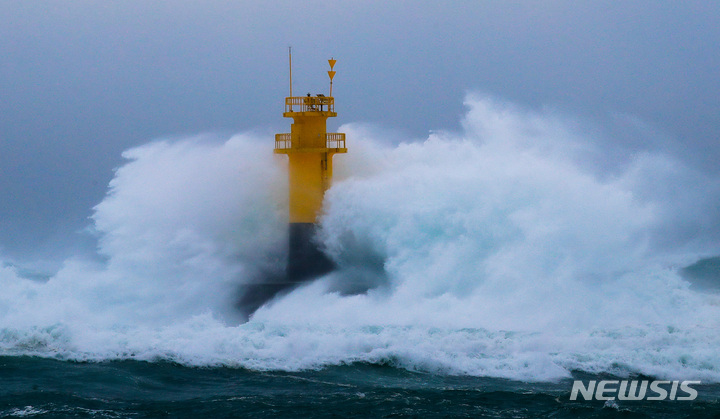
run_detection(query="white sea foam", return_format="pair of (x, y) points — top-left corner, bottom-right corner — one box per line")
(1, 95), (720, 382)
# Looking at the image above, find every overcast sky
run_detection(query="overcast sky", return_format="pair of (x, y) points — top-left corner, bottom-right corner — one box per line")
(1, 1), (719, 265)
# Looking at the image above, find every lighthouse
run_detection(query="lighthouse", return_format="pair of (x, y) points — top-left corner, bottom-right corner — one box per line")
(274, 55), (347, 281)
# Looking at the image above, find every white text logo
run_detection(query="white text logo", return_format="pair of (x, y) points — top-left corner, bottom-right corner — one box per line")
(570, 380), (700, 401)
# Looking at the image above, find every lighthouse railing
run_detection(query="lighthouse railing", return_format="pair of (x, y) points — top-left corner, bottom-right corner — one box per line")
(274, 133), (345, 151)
(285, 96), (335, 113)
(325, 133), (345, 149)
(275, 133), (292, 149)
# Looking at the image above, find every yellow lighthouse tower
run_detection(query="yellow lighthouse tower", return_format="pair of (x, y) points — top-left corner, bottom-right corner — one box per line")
(274, 55), (346, 280)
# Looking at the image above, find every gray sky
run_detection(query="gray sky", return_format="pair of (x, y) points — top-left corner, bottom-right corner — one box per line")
(1, 0), (719, 265)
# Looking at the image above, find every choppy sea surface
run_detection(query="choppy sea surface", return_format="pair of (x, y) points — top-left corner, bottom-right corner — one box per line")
(2, 357), (719, 418)
(3, 96), (720, 416)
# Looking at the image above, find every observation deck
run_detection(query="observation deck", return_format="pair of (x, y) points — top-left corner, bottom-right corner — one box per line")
(274, 132), (347, 154)
(283, 96), (337, 117)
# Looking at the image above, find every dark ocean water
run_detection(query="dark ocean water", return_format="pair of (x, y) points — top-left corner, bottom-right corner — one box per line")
(1, 356), (719, 418)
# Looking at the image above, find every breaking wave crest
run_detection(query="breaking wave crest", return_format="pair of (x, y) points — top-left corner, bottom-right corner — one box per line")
(2, 94), (720, 382)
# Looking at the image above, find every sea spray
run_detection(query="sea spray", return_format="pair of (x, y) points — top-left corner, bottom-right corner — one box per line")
(1, 95), (720, 382)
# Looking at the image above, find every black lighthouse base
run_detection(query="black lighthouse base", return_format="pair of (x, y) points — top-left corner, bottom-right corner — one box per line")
(236, 223), (334, 319)
(287, 223), (334, 281)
